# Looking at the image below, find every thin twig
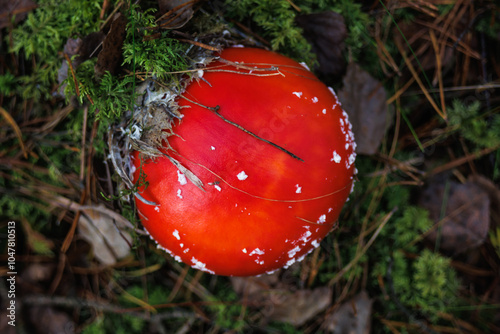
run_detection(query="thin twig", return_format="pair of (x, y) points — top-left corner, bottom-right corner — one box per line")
(328, 208), (397, 286)
(211, 106), (304, 162)
(21, 295), (197, 321)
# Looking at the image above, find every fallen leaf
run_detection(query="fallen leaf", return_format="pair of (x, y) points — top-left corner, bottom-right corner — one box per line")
(231, 274), (332, 326)
(21, 263), (55, 284)
(157, 0), (195, 29)
(338, 63), (391, 155)
(470, 174), (500, 228)
(78, 206), (133, 265)
(418, 175), (490, 255)
(95, 13), (127, 77)
(270, 287), (332, 326)
(324, 291), (373, 334)
(0, 0), (37, 29)
(27, 306), (75, 334)
(296, 11), (347, 80)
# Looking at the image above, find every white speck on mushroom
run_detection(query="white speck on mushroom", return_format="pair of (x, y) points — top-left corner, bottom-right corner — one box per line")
(346, 152), (357, 169)
(242, 248), (247, 254)
(249, 248), (265, 256)
(312, 239), (321, 248)
(296, 253), (307, 263)
(312, 96), (319, 103)
(214, 184), (222, 191)
(328, 86), (341, 105)
(331, 150), (342, 163)
(317, 214), (327, 224)
(210, 146), (215, 150)
(299, 62), (310, 71)
(172, 229), (180, 240)
(300, 231), (312, 243)
(183, 248), (190, 253)
(292, 91), (303, 98)
(180, 243), (184, 248)
(191, 257), (215, 274)
(197, 69), (204, 78)
(285, 258), (297, 268)
(177, 170), (187, 185)
(237, 171), (248, 180)
(328, 208), (333, 213)
(322, 109), (327, 114)
(154, 206), (160, 212)
(295, 184), (302, 193)
(176, 189), (183, 199)
(155, 242), (174, 257)
(288, 245), (301, 258)
(174, 255), (182, 262)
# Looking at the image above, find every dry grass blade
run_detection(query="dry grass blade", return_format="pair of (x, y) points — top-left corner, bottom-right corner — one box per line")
(63, 52), (80, 98)
(427, 144), (500, 177)
(328, 208), (396, 286)
(429, 30), (447, 119)
(0, 106), (29, 158)
(395, 39), (446, 120)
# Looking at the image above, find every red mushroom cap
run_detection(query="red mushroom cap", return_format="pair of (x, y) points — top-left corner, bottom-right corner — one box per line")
(132, 47), (356, 276)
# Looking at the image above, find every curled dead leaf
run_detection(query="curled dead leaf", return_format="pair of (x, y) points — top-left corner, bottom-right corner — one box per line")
(296, 11), (347, 79)
(325, 291), (373, 334)
(338, 63), (391, 155)
(231, 274), (332, 326)
(78, 206), (133, 265)
(418, 175), (491, 255)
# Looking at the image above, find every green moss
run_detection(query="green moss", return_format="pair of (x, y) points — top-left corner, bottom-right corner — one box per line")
(448, 99), (500, 148)
(9, 0), (104, 98)
(223, 0), (314, 64)
(122, 5), (190, 82)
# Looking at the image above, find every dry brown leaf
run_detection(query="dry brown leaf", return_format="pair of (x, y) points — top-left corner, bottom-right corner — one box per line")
(27, 306), (75, 334)
(95, 13), (127, 77)
(157, 0), (195, 29)
(325, 291), (373, 334)
(78, 206), (133, 265)
(338, 63), (391, 155)
(0, 0), (37, 29)
(470, 174), (500, 229)
(418, 175), (491, 255)
(295, 11), (347, 79)
(231, 274), (332, 326)
(21, 263), (55, 284)
(270, 287), (332, 326)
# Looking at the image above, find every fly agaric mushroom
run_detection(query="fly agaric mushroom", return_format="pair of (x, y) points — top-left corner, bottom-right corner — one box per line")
(131, 47), (356, 276)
